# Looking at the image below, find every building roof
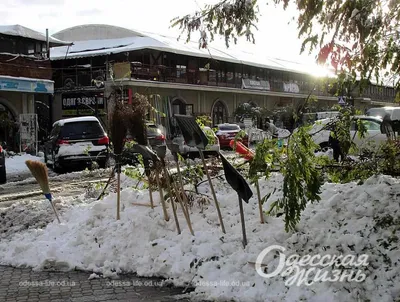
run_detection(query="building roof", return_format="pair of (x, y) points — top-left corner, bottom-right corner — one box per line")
(50, 29), (333, 77)
(0, 25), (71, 46)
(52, 24), (144, 41)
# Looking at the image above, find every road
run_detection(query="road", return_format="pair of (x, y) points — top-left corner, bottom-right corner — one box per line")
(0, 167), (199, 301)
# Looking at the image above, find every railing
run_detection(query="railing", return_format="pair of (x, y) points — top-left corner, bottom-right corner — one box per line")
(53, 62), (396, 102)
(0, 54), (52, 80)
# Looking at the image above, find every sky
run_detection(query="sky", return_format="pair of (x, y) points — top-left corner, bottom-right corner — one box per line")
(1, 0), (322, 68)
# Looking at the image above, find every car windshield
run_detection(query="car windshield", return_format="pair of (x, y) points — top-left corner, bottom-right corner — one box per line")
(219, 125), (240, 131)
(60, 121), (104, 140)
(366, 108), (393, 118)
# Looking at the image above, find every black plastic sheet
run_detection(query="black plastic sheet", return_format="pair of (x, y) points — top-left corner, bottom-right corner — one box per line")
(220, 153), (253, 203)
(174, 114), (208, 149)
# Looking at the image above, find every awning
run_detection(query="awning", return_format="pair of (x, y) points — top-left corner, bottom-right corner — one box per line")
(0, 75), (54, 94)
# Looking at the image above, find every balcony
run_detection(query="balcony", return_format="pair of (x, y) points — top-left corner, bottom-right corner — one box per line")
(0, 54), (52, 80)
(53, 61), (397, 103)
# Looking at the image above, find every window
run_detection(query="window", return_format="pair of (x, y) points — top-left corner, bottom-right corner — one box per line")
(218, 124), (240, 131)
(361, 120), (381, 131)
(27, 43), (34, 54)
(60, 121), (104, 140)
(176, 65), (186, 78)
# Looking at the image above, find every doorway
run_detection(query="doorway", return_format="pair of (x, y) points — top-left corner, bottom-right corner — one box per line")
(212, 100), (228, 126)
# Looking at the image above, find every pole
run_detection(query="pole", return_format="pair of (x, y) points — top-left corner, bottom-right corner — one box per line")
(176, 160), (192, 225)
(116, 163), (121, 220)
(238, 195), (247, 248)
(47, 196), (61, 223)
(199, 150), (226, 234)
(155, 170), (169, 221)
(255, 179), (264, 224)
(162, 163), (181, 235)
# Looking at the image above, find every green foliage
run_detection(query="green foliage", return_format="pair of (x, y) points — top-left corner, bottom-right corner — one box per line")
(250, 126), (323, 232)
(173, 0), (400, 89)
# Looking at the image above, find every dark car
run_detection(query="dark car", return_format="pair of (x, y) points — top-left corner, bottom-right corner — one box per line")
(44, 116), (109, 172)
(215, 123), (249, 148)
(0, 142), (6, 184)
(121, 123), (166, 165)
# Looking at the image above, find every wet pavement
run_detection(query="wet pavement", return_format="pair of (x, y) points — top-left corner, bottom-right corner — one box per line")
(0, 265), (194, 302)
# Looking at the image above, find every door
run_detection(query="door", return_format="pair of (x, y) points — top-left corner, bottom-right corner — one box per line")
(352, 118), (386, 150)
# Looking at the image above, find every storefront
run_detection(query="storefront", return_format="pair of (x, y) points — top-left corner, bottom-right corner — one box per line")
(0, 76), (54, 152)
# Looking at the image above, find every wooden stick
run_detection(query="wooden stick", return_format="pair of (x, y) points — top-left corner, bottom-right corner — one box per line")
(172, 180), (194, 236)
(255, 179), (264, 224)
(48, 197), (61, 223)
(175, 158), (193, 227)
(162, 164), (181, 235)
(148, 173), (154, 209)
(155, 172), (169, 221)
(199, 150), (226, 234)
(238, 195), (247, 248)
(117, 170), (121, 220)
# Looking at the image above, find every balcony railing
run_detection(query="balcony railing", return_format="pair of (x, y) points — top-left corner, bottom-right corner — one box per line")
(53, 62), (396, 102)
(0, 54), (52, 80)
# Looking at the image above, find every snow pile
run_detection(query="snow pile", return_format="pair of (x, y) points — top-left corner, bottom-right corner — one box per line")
(5, 153), (44, 175)
(0, 174), (400, 301)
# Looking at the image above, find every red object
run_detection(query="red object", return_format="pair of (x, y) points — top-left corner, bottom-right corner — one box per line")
(56, 139), (70, 145)
(230, 140), (254, 160)
(98, 136), (110, 145)
(217, 132), (248, 148)
(155, 134), (165, 141)
(128, 88), (132, 104)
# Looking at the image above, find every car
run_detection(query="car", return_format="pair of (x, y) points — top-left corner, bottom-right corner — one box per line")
(44, 116), (109, 172)
(0, 142), (6, 184)
(366, 106), (400, 121)
(310, 115), (387, 152)
(172, 126), (220, 158)
(122, 123), (166, 165)
(215, 123), (249, 148)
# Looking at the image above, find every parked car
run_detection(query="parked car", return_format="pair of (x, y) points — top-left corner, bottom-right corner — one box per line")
(44, 116), (109, 172)
(215, 123), (249, 148)
(0, 142), (6, 184)
(172, 126), (220, 158)
(122, 123), (166, 165)
(310, 116), (387, 152)
(366, 106), (400, 121)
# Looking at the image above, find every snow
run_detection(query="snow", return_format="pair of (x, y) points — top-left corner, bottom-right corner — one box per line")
(0, 75), (54, 83)
(0, 25), (70, 45)
(50, 30), (332, 78)
(4, 153), (44, 175)
(0, 168), (399, 301)
(53, 116), (101, 126)
(56, 143), (107, 157)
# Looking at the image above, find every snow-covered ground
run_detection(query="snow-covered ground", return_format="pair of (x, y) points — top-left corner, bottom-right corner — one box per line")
(4, 153), (44, 175)
(0, 164), (399, 301)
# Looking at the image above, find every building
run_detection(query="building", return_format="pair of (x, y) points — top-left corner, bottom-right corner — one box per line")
(0, 24), (70, 152)
(50, 24), (398, 135)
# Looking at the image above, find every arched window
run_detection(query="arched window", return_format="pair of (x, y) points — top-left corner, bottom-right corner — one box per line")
(171, 98), (186, 115)
(212, 100), (228, 126)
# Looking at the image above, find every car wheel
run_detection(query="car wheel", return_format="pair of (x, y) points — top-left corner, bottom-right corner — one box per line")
(52, 154), (63, 173)
(0, 165), (6, 184)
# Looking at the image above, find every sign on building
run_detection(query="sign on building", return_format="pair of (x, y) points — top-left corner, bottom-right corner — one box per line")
(62, 93), (105, 116)
(19, 114), (38, 155)
(0, 76), (54, 94)
(242, 79), (271, 91)
(283, 82), (300, 93)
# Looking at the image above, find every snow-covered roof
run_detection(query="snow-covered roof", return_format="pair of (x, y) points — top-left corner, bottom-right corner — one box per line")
(50, 29), (333, 77)
(0, 25), (71, 46)
(54, 116), (100, 126)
